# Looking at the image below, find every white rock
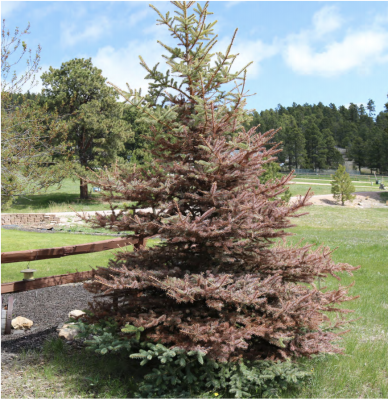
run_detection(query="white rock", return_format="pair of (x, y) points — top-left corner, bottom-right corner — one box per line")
(58, 323), (80, 341)
(68, 310), (86, 319)
(11, 316), (33, 330)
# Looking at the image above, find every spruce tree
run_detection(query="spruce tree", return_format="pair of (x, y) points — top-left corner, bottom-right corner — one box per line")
(82, 1), (359, 363)
(331, 165), (355, 206)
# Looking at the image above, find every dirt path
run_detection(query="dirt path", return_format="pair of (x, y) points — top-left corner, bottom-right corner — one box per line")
(291, 191), (387, 208)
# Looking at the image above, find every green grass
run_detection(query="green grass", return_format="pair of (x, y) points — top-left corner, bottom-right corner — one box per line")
(289, 183), (385, 197)
(281, 206), (388, 398)
(1, 229), (159, 283)
(289, 184), (331, 196)
(293, 177), (381, 186)
(290, 173), (388, 182)
(380, 192), (388, 202)
(2, 339), (142, 398)
(3, 178), (129, 213)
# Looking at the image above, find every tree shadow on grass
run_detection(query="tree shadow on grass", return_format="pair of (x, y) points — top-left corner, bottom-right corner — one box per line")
(42, 338), (143, 398)
(3, 335), (145, 398)
(7, 193), (104, 212)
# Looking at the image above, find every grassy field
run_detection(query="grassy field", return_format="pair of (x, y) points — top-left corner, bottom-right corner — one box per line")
(2, 205), (387, 398)
(1, 230), (159, 283)
(283, 206), (388, 398)
(289, 182), (384, 197)
(3, 178), (128, 214)
(290, 173), (388, 182)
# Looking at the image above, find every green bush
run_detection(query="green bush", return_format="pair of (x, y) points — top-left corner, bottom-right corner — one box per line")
(75, 319), (311, 398)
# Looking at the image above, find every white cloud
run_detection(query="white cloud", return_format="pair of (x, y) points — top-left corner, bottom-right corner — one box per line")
(283, 6), (388, 77)
(312, 6), (343, 36)
(88, 4), (388, 95)
(225, 1), (240, 9)
(1, 1), (24, 18)
(91, 26), (279, 101)
(61, 17), (110, 47)
(284, 30), (388, 77)
(215, 37), (279, 78)
(93, 39), (166, 97)
(30, 3), (60, 20)
(128, 8), (152, 27)
(374, 9), (388, 26)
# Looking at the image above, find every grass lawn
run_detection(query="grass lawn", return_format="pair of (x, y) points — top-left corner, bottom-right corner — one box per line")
(1, 229), (159, 283)
(3, 178), (129, 214)
(283, 206), (388, 398)
(289, 183), (331, 196)
(289, 182), (385, 197)
(291, 173), (388, 182)
(1, 205), (387, 398)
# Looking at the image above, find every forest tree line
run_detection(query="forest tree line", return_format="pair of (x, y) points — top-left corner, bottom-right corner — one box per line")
(8, 85), (388, 178)
(245, 100), (388, 173)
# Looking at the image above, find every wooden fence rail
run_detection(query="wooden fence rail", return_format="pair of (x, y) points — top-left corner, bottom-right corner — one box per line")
(1, 236), (147, 294)
(1, 269), (101, 294)
(1, 236), (140, 264)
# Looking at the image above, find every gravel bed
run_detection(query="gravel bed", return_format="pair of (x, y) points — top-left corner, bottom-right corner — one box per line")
(1, 283), (97, 362)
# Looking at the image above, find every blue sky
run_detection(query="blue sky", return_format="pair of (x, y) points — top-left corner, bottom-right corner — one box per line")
(2, 1), (388, 114)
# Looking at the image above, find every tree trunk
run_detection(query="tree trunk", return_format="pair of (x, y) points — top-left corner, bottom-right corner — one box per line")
(80, 178), (89, 200)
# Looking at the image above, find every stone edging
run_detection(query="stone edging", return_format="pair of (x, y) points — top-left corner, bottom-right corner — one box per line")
(1, 213), (60, 226)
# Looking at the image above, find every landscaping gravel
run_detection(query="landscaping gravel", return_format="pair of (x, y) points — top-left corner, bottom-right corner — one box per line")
(1, 283), (96, 362)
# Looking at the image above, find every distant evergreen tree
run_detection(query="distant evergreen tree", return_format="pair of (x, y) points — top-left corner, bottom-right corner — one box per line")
(280, 114), (306, 170)
(366, 99), (375, 118)
(331, 165), (355, 206)
(348, 136), (366, 172)
(323, 129), (341, 168)
(303, 117), (327, 170)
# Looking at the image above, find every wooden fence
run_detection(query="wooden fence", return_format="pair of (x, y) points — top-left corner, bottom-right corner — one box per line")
(1, 236), (146, 294)
(1, 236), (140, 264)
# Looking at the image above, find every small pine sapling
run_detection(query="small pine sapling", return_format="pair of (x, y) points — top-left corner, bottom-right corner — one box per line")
(81, 1), (359, 364)
(331, 165), (356, 206)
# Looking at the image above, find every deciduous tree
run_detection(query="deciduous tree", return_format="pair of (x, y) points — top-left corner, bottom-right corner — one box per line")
(1, 20), (69, 209)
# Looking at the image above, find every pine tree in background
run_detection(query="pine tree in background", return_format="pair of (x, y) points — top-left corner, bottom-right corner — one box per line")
(331, 165), (356, 206)
(81, 1), (359, 363)
(41, 58), (133, 199)
(280, 114), (306, 170)
(348, 136), (366, 172)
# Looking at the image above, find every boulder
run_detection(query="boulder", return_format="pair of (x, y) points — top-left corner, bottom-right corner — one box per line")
(68, 310), (86, 319)
(11, 316), (33, 330)
(58, 323), (80, 341)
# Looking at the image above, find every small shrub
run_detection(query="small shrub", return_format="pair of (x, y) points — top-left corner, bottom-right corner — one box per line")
(75, 319), (311, 398)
